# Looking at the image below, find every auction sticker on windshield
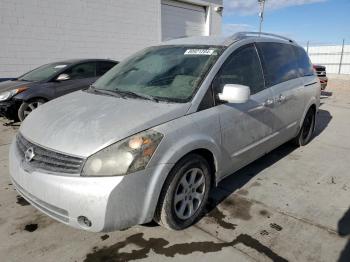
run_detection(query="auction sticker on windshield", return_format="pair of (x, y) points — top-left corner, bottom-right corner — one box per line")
(184, 49), (215, 55)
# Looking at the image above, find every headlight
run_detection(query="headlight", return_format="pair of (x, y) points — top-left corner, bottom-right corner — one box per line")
(0, 87), (27, 101)
(82, 130), (163, 177)
(0, 91), (13, 101)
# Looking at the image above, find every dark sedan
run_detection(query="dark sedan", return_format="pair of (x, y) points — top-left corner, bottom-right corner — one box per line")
(0, 59), (118, 121)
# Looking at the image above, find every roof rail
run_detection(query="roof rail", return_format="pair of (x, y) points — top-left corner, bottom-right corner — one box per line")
(224, 31), (294, 45)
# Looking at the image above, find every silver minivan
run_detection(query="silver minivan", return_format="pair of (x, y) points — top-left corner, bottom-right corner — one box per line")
(9, 32), (320, 232)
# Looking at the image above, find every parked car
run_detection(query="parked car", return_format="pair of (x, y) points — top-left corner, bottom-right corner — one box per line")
(9, 32), (320, 232)
(313, 64), (328, 90)
(0, 59), (118, 121)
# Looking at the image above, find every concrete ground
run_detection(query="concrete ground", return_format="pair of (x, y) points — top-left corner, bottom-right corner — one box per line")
(1, 77), (350, 262)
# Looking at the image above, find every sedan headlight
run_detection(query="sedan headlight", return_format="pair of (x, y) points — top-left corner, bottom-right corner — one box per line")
(82, 130), (163, 177)
(0, 87), (27, 101)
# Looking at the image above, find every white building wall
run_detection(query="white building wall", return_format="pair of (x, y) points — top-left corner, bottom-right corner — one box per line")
(305, 44), (350, 74)
(0, 0), (222, 78)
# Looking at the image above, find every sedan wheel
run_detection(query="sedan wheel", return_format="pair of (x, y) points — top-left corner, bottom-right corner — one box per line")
(18, 99), (45, 121)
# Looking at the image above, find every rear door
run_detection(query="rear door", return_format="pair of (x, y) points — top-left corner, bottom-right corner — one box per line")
(54, 62), (97, 97)
(256, 42), (305, 140)
(213, 44), (275, 175)
(294, 46), (320, 99)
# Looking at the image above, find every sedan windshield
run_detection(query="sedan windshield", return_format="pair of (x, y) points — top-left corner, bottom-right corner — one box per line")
(18, 63), (70, 82)
(93, 45), (224, 102)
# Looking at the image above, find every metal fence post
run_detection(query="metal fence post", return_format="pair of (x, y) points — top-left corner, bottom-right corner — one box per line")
(306, 41), (309, 54)
(338, 39), (345, 74)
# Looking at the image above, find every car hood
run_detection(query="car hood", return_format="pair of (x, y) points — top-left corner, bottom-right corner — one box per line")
(20, 91), (191, 158)
(0, 80), (34, 92)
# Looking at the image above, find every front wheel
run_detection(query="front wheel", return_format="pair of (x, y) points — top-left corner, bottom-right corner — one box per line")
(18, 99), (46, 121)
(293, 107), (316, 146)
(154, 154), (211, 230)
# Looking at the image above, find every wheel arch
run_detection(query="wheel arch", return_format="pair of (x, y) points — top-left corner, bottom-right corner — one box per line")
(299, 99), (317, 131)
(151, 147), (217, 228)
(22, 96), (49, 103)
(146, 142), (221, 223)
(182, 148), (217, 188)
(151, 135), (222, 186)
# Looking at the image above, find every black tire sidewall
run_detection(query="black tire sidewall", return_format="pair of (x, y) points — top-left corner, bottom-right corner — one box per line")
(298, 109), (316, 146)
(156, 154), (211, 230)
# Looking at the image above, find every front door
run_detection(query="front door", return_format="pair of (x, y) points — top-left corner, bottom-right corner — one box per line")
(213, 44), (275, 177)
(54, 62), (98, 97)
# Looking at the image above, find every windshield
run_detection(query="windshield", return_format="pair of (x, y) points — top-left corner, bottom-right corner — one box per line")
(18, 63), (70, 82)
(93, 45), (224, 102)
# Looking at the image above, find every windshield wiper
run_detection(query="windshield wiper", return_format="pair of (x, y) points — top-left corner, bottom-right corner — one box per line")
(88, 86), (124, 98)
(17, 78), (32, 82)
(114, 89), (159, 103)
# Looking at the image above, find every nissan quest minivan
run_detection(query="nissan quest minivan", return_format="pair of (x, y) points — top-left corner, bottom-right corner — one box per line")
(9, 32), (320, 232)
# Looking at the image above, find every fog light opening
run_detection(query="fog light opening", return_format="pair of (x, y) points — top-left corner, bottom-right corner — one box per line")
(77, 216), (92, 228)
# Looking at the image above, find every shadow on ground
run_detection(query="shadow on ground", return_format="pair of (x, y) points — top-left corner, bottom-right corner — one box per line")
(321, 91), (333, 97)
(338, 208), (350, 262)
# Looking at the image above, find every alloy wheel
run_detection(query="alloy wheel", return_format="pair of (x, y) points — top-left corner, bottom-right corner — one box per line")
(173, 168), (206, 220)
(23, 101), (44, 118)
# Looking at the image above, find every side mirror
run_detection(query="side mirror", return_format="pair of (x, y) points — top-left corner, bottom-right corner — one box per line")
(56, 74), (70, 81)
(218, 84), (250, 104)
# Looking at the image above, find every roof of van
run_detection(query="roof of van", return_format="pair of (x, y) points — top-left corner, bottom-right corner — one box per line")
(161, 32), (296, 47)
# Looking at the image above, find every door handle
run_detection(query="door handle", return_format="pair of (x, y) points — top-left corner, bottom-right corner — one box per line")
(304, 81), (317, 87)
(276, 95), (286, 103)
(262, 98), (274, 107)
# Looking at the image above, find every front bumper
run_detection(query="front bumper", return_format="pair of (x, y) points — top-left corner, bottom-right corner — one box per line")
(0, 100), (18, 120)
(9, 141), (172, 232)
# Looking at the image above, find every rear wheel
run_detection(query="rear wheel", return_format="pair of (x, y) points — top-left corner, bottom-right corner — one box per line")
(154, 154), (211, 230)
(293, 107), (316, 146)
(18, 99), (46, 121)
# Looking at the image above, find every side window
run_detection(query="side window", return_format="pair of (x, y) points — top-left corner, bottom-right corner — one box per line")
(198, 86), (215, 111)
(214, 44), (265, 95)
(64, 62), (96, 80)
(256, 42), (299, 87)
(96, 61), (117, 76)
(294, 47), (314, 76)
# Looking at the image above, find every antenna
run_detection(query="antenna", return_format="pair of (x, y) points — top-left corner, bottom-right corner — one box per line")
(258, 0), (266, 35)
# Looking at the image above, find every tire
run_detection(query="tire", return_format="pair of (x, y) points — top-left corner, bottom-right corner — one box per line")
(293, 107), (316, 146)
(154, 154), (211, 230)
(18, 99), (46, 122)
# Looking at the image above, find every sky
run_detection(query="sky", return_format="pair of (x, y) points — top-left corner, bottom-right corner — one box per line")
(222, 0), (350, 45)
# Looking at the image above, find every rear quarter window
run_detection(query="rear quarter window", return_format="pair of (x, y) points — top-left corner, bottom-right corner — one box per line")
(294, 47), (314, 76)
(256, 42), (299, 87)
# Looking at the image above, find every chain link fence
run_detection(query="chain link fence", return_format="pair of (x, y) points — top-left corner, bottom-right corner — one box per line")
(302, 40), (350, 75)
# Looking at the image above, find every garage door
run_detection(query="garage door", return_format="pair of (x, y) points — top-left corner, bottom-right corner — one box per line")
(161, 0), (207, 41)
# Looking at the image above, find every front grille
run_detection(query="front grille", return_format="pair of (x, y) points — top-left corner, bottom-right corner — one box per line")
(16, 133), (85, 174)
